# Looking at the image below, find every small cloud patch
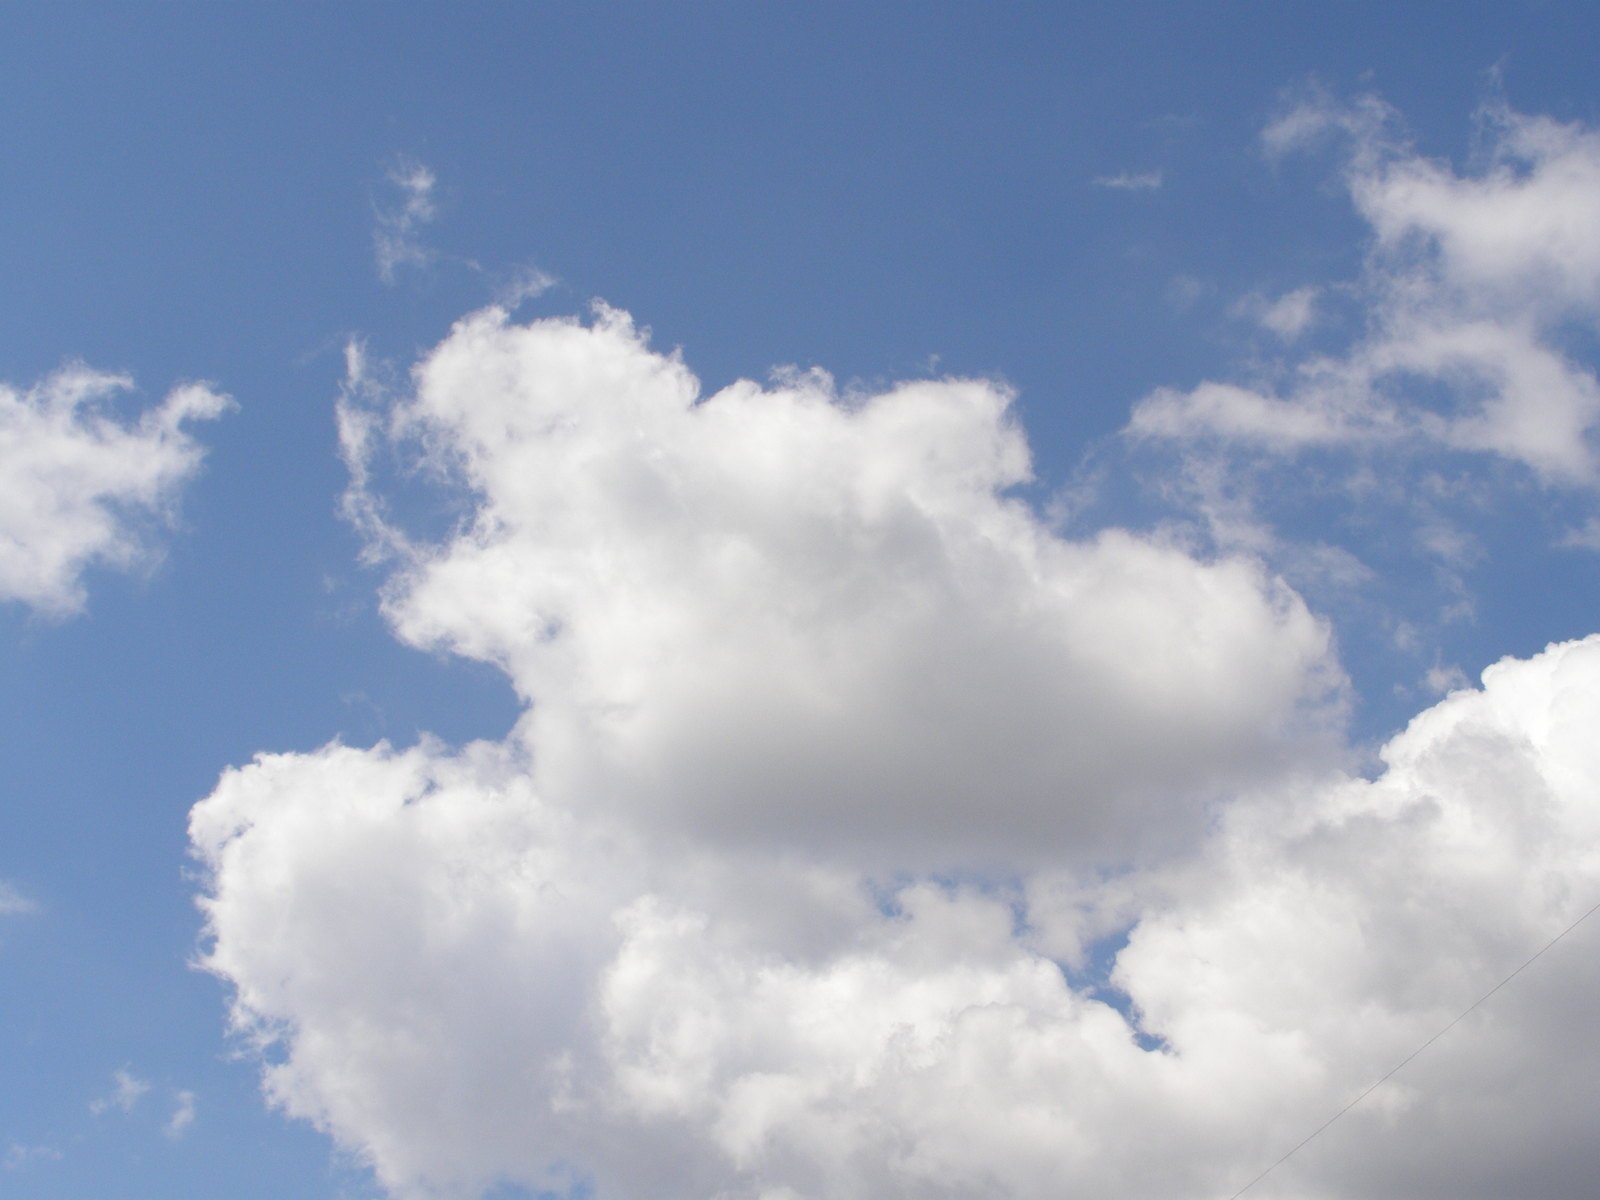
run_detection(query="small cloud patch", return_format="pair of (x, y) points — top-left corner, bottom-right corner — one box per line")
(374, 157), (439, 284)
(1093, 169), (1163, 191)
(89, 1067), (149, 1116)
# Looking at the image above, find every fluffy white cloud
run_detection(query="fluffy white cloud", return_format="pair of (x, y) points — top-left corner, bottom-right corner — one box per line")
(0, 366), (229, 616)
(192, 735), (644, 1197)
(189, 292), (1600, 1199)
(193, 621), (1600, 1198)
(603, 636), (1600, 1199)
(1349, 105), (1600, 315)
(340, 304), (1339, 868)
(1131, 99), (1600, 485)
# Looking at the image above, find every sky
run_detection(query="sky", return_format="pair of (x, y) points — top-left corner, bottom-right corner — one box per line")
(4, 4), (1600, 1198)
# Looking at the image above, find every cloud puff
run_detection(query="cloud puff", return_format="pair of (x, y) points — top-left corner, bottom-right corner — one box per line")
(90, 1068), (150, 1116)
(375, 158), (440, 284)
(187, 298), (1600, 1199)
(0, 366), (229, 616)
(165, 1090), (197, 1139)
(1093, 170), (1163, 191)
(1234, 286), (1321, 340)
(0, 881), (37, 916)
(187, 96), (1600, 1199)
(193, 612), (1600, 1196)
(1131, 99), (1600, 485)
(3, 1143), (62, 1172)
(341, 304), (1340, 866)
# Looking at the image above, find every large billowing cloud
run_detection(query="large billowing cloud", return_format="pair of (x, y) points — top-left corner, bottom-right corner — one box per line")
(341, 304), (1339, 867)
(0, 366), (229, 616)
(192, 292), (1600, 1199)
(1131, 98), (1600, 486)
(192, 624), (1600, 1197)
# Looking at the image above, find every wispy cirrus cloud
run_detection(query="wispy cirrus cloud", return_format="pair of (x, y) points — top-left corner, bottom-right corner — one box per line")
(89, 1068), (150, 1116)
(1093, 168), (1163, 191)
(371, 162), (560, 306)
(373, 157), (439, 284)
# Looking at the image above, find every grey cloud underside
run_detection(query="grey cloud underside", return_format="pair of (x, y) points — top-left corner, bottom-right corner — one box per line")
(191, 293), (1600, 1199)
(192, 631), (1600, 1199)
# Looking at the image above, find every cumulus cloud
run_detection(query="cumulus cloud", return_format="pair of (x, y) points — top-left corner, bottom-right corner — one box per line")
(194, 736), (628, 1196)
(180, 90), (1600, 1200)
(188, 100), (1600, 1193)
(375, 158), (439, 284)
(1132, 97), (1600, 485)
(193, 614), (1600, 1197)
(340, 304), (1341, 866)
(183, 296), (1593, 1198)
(0, 366), (228, 616)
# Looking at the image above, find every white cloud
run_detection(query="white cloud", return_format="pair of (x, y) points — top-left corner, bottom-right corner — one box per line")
(1560, 515), (1600, 551)
(1134, 378), (1375, 447)
(493, 264), (558, 310)
(165, 1090), (197, 1139)
(1165, 272), (1210, 309)
(340, 304), (1340, 867)
(1093, 170), (1163, 192)
(191, 738), (615, 1196)
(1424, 662), (1470, 694)
(189, 298), (1600, 1200)
(188, 95), (1600, 1198)
(0, 366), (228, 616)
(1354, 104), (1600, 315)
(0, 881), (37, 916)
(193, 612), (1600, 1198)
(1132, 98), (1600, 486)
(375, 158), (439, 284)
(3, 1143), (62, 1171)
(90, 1067), (150, 1116)
(1234, 285), (1321, 339)
(602, 632), (1600, 1199)
(1260, 88), (1392, 160)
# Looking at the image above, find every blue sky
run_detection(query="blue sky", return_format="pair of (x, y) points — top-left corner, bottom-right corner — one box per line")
(4, 5), (1600, 1199)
